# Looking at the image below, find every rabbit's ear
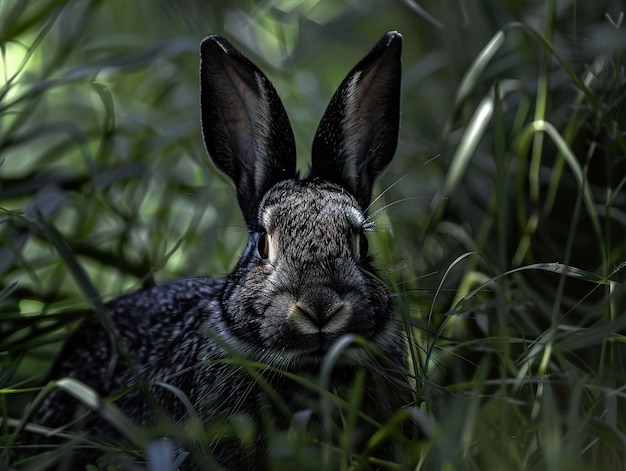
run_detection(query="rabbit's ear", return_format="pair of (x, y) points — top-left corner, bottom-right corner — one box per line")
(311, 31), (402, 210)
(200, 35), (297, 226)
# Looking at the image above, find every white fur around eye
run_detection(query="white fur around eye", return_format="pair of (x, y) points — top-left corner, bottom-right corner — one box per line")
(261, 203), (275, 229)
(346, 206), (365, 228)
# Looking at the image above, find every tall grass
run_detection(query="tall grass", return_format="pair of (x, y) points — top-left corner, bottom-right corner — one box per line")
(413, 1), (626, 470)
(1, 0), (624, 470)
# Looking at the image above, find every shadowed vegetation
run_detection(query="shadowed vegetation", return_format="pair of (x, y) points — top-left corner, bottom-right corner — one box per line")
(1, 0), (624, 469)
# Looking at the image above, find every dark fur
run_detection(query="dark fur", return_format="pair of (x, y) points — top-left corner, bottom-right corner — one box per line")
(30, 32), (412, 470)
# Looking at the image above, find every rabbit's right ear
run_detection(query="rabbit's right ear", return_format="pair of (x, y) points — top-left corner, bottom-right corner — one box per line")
(310, 31), (402, 210)
(200, 36), (297, 227)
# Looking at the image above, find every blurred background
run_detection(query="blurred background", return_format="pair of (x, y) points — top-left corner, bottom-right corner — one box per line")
(1, 0), (625, 469)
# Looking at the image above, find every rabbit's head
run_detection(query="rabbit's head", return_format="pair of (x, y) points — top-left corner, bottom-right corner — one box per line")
(200, 32), (403, 368)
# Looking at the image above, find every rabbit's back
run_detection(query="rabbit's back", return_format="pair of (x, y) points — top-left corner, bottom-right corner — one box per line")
(35, 277), (225, 431)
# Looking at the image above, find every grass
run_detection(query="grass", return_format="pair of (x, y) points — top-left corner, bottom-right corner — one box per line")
(1, 0), (625, 470)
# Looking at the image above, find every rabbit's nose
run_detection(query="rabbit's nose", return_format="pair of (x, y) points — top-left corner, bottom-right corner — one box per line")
(291, 298), (352, 334)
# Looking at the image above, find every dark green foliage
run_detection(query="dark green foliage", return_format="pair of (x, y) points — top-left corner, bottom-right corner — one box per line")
(1, 0), (624, 470)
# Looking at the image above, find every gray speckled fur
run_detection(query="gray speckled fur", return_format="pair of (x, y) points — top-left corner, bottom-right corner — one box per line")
(36, 278), (224, 427)
(31, 31), (411, 470)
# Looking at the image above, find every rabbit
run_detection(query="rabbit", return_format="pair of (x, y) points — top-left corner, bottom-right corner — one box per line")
(28, 30), (413, 470)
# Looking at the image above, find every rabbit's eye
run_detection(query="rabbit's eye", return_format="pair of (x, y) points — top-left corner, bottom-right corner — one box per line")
(353, 232), (369, 260)
(359, 232), (369, 258)
(257, 232), (270, 260)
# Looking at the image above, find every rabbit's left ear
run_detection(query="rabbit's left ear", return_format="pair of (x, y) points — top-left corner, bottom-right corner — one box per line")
(311, 31), (402, 210)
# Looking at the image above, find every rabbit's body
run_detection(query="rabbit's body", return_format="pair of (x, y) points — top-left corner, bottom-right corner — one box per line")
(30, 31), (412, 469)
(36, 278), (223, 432)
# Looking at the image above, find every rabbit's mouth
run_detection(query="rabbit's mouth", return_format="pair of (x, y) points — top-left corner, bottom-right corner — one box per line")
(298, 333), (343, 356)
(282, 300), (356, 356)
(284, 332), (378, 369)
